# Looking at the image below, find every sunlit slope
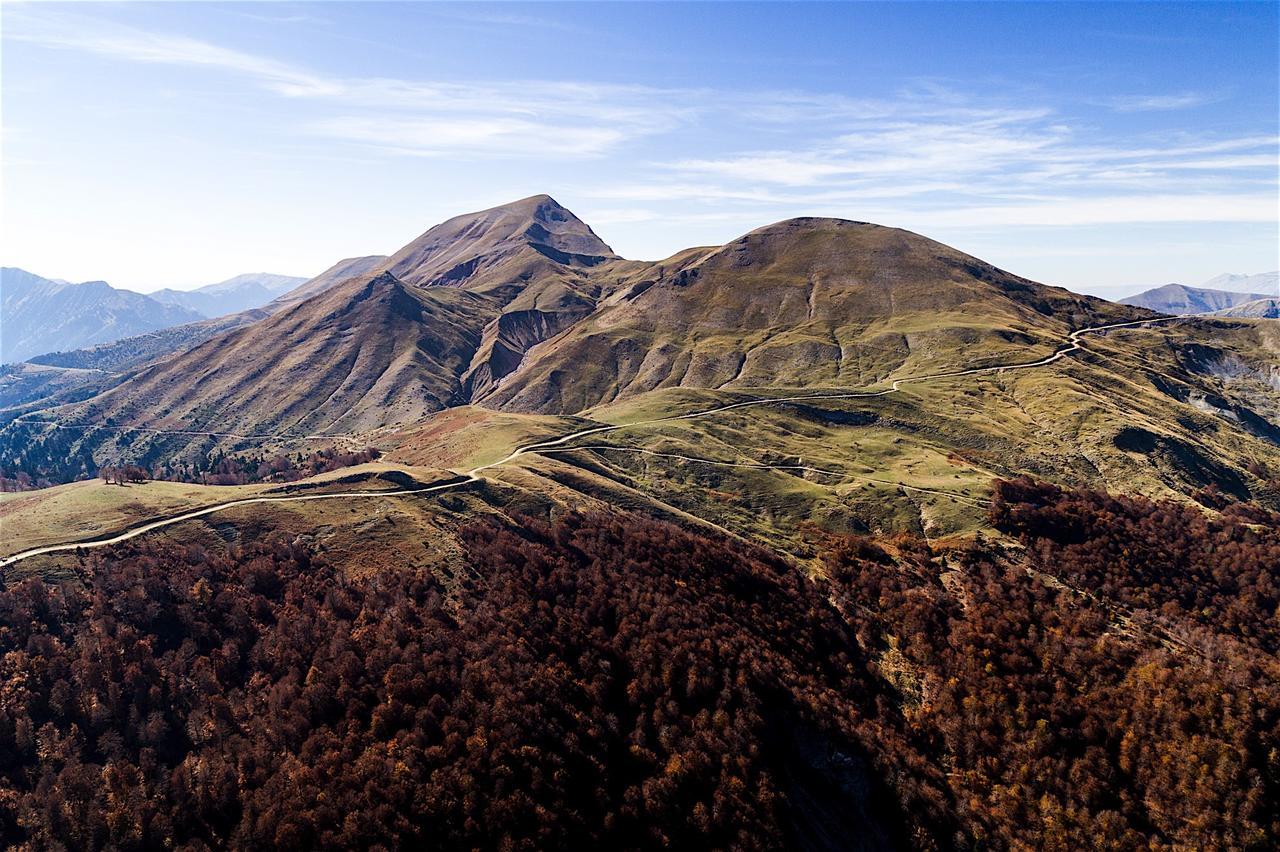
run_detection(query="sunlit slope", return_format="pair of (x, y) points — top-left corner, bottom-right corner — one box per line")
(0, 477), (272, 560)
(494, 317), (1280, 547)
(483, 218), (1143, 413)
(3, 317), (1276, 573)
(60, 272), (496, 436)
(33, 197), (645, 446)
(11, 197), (1275, 545)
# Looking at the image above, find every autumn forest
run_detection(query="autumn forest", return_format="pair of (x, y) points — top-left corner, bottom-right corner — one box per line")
(2, 480), (1275, 850)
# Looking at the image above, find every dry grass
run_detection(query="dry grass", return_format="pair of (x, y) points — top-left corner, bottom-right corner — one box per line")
(0, 478), (272, 558)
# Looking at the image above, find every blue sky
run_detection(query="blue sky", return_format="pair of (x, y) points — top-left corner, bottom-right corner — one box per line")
(3, 2), (1277, 298)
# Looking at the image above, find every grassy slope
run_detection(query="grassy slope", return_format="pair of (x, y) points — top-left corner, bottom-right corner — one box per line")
(384, 406), (587, 471)
(8, 316), (1275, 573)
(483, 219), (1140, 414)
(0, 478), (274, 558)
(499, 316), (1280, 549)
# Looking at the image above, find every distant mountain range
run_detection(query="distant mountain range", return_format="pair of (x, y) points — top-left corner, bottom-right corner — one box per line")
(1120, 283), (1273, 315)
(1, 268), (205, 365)
(0, 268), (312, 366)
(1210, 297), (1279, 319)
(149, 273), (307, 318)
(1201, 271), (1279, 294)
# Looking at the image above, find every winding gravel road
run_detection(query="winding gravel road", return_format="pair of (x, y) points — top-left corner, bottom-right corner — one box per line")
(0, 315), (1186, 568)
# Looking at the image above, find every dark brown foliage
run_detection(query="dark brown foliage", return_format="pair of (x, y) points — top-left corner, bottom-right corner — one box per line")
(0, 515), (935, 850)
(99, 464), (149, 485)
(1, 481), (1276, 850)
(157, 446), (383, 486)
(991, 476), (1280, 652)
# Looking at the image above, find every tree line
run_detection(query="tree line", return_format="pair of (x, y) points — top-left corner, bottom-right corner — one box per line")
(1, 443), (381, 491)
(151, 446), (383, 486)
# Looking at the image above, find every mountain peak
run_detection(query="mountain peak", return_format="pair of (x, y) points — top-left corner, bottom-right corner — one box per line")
(1120, 282), (1272, 315)
(701, 216), (978, 282)
(380, 194), (617, 289)
(442, 193), (612, 256)
(494, 192), (560, 211)
(753, 215), (878, 231)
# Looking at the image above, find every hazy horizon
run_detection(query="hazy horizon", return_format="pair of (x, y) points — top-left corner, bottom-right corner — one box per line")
(5, 218), (1278, 303)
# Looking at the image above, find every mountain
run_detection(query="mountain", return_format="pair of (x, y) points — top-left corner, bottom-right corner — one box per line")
(376, 194), (633, 397)
(485, 216), (1134, 413)
(1120, 283), (1271, 315)
(61, 196), (640, 435)
(1209, 297), (1280, 318)
(40, 201), (1140, 433)
(1201, 271), (1279, 294)
(49, 199), (1135, 437)
(149, 273), (307, 317)
(0, 268), (204, 365)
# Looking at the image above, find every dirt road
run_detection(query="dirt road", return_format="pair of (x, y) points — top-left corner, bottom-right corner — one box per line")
(0, 315), (1186, 568)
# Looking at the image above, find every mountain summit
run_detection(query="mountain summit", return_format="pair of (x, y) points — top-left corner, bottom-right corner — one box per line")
(483, 216), (1132, 412)
(1120, 283), (1271, 315)
(58, 197), (635, 433)
(149, 272), (307, 318)
(379, 194), (618, 290)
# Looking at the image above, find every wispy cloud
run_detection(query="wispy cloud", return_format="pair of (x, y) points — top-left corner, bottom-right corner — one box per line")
(422, 6), (594, 35)
(670, 111), (1063, 187)
(8, 11), (341, 97)
(1105, 92), (1215, 112)
(617, 71), (1276, 222)
(230, 11), (331, 26)
(7, 7), (1277, 235)
(5, 9), (683, 156)
(900, 193), (1279, 228)
(309, 116), (629, 159)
